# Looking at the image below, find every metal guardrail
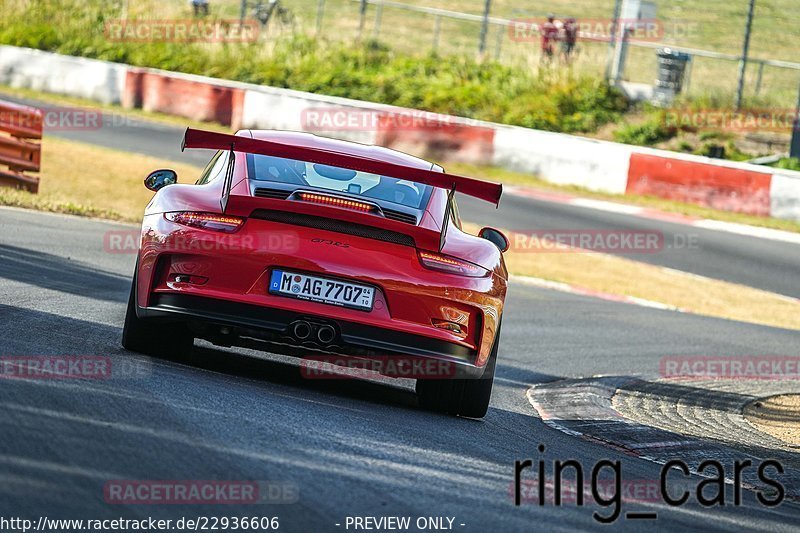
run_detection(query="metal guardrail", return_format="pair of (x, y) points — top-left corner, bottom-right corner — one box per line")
(0, 100), (43, 193)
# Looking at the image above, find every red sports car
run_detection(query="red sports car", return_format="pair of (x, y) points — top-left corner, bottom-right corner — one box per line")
(122, 128), (509, 418)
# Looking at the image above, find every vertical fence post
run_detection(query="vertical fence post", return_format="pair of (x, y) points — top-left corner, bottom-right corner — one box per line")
(735, 0), (756, 110)
(494, 22), (504, 60)
(240, 0), (247, 26)
(358, 0), (368, 40)
(790, 78), (800, 158)
(478, 0), (492, 55)
(755, 61), (765, 95)
(372, 4), (383, 39)
(315, 0), (325, 36)
(606, 0), (623, 80)
(432, 15), (441, 53)
(610, 28), (628, 85)
(684, 57), (694, 94)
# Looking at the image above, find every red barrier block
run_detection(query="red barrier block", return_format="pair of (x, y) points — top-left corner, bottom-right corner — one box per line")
(126, 71), (244, 126)
(375, 112), (495, 166)
(627, 153), (772, 216)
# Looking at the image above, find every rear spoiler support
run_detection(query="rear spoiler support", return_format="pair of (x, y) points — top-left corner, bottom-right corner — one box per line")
(439, 184), (456, 252)
(221, 143), (235, 213)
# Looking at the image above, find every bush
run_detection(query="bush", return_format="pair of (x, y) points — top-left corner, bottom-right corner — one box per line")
(613, 111), (675, 146)
(774, 158), (800, 171)
(0, 1), (628, 134)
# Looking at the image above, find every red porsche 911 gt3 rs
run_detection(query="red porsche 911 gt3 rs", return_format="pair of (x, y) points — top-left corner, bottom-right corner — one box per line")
(122, 128), (509, 418)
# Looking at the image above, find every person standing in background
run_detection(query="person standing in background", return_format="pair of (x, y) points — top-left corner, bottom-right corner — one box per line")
(540, 14), (558, 63)
(561, 17), (578, 62)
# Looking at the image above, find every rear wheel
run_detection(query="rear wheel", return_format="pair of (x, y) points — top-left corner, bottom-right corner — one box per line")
(416, 325), (500, 419)
(121, 268), (194, 359)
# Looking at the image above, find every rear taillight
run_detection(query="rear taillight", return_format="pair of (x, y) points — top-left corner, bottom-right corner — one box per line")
(297, 192), (374, 213)
(418, 251), (487, 277)
(165, 212), (245, 233)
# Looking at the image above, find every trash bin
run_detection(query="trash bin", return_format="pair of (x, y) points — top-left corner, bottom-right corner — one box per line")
(651, 48), (691, 106)
(656, 48), (691, 93)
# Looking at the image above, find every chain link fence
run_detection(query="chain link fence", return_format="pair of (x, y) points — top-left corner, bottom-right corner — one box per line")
(109, 1), (800, 109)
(274, 0), (800, 109)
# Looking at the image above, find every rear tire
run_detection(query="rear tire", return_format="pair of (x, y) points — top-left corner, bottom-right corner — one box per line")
(121, 268), (194, 359)
(416, 325), (500, 419)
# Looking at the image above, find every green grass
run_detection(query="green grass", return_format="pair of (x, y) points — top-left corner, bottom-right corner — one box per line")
(0, 188), (125, 220)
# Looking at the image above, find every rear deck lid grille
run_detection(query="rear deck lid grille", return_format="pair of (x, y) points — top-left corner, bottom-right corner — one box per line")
(254, 188), (292, 200)
(381, 208), (418, 225)
(249, 210), (416, 247)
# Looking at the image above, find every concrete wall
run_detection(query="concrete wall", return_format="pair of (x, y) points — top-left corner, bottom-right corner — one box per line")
(0, 45), (126, 105)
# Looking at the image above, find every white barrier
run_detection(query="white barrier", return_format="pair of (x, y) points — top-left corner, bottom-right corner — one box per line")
(771, 174), (800, 220)
(0, 46), (126, 105)
(492, 126), (633, 194)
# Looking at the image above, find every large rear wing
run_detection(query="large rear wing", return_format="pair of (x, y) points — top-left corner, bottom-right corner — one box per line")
(182, 128), (502, 205)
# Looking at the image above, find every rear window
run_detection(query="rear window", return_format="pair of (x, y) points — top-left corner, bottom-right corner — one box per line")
(247, 154), (431, 209)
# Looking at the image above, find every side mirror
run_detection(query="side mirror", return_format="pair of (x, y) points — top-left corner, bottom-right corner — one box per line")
(479, 227), (509, 253)
(144, 169), (178, 192)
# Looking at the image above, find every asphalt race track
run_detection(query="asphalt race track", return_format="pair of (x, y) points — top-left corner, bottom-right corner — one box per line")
(1, 207), (799, 531)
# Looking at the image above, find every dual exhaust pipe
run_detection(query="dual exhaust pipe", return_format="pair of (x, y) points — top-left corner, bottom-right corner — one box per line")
(291, 320), (337, 345)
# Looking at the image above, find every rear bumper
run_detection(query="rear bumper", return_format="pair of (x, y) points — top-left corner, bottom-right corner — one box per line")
(139, 293), (487, 378)
(137, 212), (506, 368)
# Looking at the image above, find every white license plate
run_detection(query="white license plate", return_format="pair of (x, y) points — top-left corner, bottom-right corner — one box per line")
(269, 270), (375, 311)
